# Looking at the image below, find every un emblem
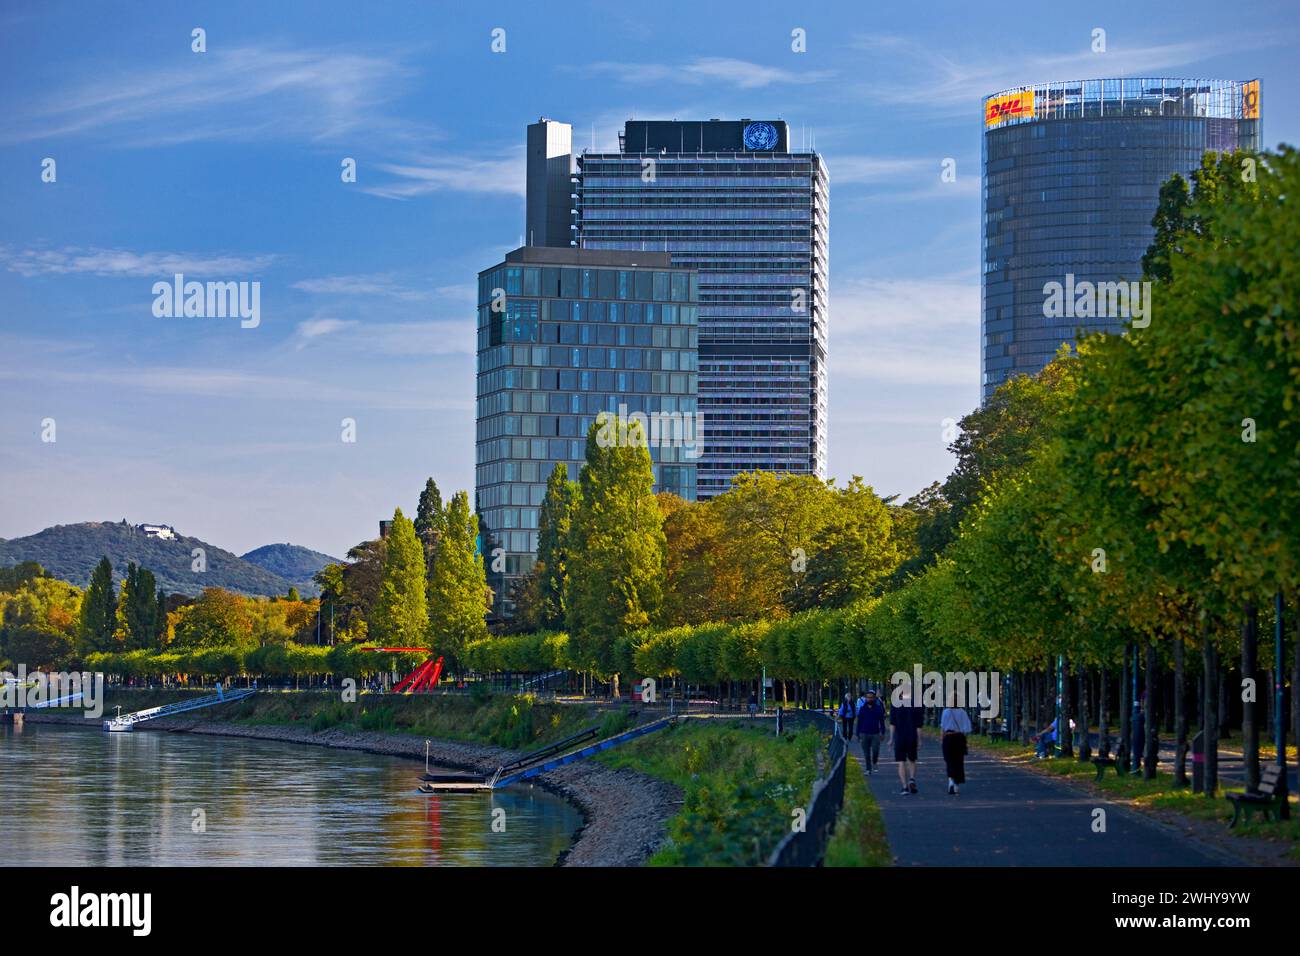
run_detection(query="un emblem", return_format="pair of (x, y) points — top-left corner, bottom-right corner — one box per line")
(743, 121), (778, 150)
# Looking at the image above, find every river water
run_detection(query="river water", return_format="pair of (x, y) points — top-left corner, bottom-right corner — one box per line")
(0, 723), (582, 866)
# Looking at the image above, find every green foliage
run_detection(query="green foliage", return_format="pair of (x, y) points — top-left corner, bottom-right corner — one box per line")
(565, 418), (666, 676)
(426, 491), (489, 669)
(369, 509), (429, 647)
(80, 557), (116, 652)
(597, 720), (824, 866)
(535, 463), (579, 630)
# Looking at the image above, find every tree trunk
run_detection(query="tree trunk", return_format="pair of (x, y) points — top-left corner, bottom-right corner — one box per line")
(1174, 634), (1188, 786)
(1078, 666), (1091, 762)
(1144, 641), (1159, 779)
(1099, 666), (1110, 758)
(1242, 602), (1260, 791)
(1060, 657), (1074, 757)
(1120, 645), (1132, 771)
(1203, 631), (1219, 797)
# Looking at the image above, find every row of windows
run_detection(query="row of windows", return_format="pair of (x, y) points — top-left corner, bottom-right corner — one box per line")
(477, 266), (696, 304)
(477, 365), (695, 396)
(480, 409), (701, 441)
(478, 298), (699, 332)
(478, 389), (696, 418)
(482, 316), (696, 349)
(477, 345), (697, 376)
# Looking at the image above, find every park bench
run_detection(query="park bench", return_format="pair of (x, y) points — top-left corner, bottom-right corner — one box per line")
(1226, 765), (1285, 828)
(986, 719), (1010, 743)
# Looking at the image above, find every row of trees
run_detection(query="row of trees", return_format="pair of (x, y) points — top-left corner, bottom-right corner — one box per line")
(312, 481), (491, 673)
(465, 147), (1300, 795)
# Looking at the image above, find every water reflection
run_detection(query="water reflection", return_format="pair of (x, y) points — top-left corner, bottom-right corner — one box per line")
(0, 724), (581, 867)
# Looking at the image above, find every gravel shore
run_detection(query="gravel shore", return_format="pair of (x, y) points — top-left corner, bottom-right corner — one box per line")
(26, 713), (681, 867)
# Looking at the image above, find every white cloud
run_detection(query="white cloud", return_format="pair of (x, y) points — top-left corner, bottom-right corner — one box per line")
(584, 57), (834, 89)
(1, 45), (426, 146)
(829, 273), (980, 388)
(361, 152), (525, 200)
(0, 245), (276, 278)
(850, 32), (1282, 115)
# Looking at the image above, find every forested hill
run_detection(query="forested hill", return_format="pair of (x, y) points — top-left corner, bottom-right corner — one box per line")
(0, 521), (312, 597)
(240, 543), (339, 594)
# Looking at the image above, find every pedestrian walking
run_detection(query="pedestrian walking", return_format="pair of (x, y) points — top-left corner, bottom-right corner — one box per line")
(855, 689), (886, 772)
(940, 700), (972, 794)
(890, 685), (924, 794)
(748, 692), (758, 719)
(838, 693), (855, 740)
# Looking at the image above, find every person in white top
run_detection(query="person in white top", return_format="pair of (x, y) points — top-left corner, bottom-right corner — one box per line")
(939, 702), (973, 795)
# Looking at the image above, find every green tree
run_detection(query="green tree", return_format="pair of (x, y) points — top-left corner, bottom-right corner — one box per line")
(535, 463), (580, 629)
(427, 491), (489, 670)
(369, 509), (429, 647)
(566, 418), (666, 683)
(80, 556), (118, 652)
(116, 563), (162, 651)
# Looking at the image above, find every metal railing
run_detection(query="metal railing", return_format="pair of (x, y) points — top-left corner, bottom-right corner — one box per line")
(767, 713), (847, 867)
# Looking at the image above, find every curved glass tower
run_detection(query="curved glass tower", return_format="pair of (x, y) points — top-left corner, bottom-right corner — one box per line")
(981, 78), (1261, 399)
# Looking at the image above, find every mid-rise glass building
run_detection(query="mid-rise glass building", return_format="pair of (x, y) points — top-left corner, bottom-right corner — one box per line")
(982, 78), (1262, 399)
(475, 246), (699, 616)
(575, 119), (828, 497)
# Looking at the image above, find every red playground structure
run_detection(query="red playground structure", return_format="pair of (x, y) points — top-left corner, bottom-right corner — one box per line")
(358, 648), (445, 693)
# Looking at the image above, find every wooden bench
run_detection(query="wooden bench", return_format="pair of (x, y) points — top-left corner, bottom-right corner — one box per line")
(1091, 756), (1131, 781)
(1226, 766), (1285, 827)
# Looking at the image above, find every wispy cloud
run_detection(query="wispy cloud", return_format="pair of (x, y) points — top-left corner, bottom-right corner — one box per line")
(360, 152), (525, 200)
(850, 32), (1283, 114)
(291, 317), (474, 356)
(1, 44), (427, 147)
(830, 273), (979, 387)
(583, 57), (834, 89)
(0, 245), (276, 278)
(292, 273), (430, 300)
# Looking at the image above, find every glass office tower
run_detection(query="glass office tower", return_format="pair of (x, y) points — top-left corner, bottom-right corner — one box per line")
(475, 246), (699, 616)
(982, 78), (1262, 400)
(575, 119), (828, 498)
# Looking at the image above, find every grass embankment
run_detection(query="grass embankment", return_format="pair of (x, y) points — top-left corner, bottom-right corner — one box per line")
(973, 733), (1300, 858)
(94, 687), (604, 751)
(824, 753), (893, 867)
(595, 717), (888, 866)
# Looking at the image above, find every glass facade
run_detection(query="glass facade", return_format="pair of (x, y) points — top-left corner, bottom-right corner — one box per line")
(982, 78), (1261, 399)
(576, 120), (828, 498)
(475, 248), (699, 616)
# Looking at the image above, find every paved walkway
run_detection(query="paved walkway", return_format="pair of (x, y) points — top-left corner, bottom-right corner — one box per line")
(852, 732), (1230, 866)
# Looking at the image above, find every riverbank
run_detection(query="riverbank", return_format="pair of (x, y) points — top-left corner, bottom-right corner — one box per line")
(26, 708), (681, 867)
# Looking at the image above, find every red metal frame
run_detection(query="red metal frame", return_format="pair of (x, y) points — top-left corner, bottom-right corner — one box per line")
(357, 647), (445, 694)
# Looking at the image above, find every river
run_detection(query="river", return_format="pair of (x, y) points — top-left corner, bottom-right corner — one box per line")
(0, 723), (583, 866)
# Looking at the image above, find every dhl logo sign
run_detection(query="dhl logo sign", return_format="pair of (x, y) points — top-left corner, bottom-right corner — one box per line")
(985, 89), (1035, 127)
(1243, 80), (1259, 119)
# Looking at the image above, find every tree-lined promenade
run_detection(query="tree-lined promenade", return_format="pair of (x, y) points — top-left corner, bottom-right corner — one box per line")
(2, 148), (1297, 807)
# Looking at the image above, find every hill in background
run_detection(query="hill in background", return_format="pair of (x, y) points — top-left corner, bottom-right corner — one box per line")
(0, 521), (323, 598)
(240, 543), (340, 595)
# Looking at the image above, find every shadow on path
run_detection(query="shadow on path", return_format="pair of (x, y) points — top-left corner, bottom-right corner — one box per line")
(851, 732), (1229, 867)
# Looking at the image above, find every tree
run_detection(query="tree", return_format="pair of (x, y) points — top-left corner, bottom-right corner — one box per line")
(427, 491), (489, 670)
(415, 477), (445, 545)
(116, 563), (162, 650)
(787, 478), (900, 611)
(535, 463), (579, 629)
(171, 588), (255, 650)
(566, 418), (666, 683)
(369, 509), (429, 647)
(80, 556), (118, 652)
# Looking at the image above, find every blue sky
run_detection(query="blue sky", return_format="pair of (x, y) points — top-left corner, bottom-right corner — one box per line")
(1, 0), (1296, 558)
